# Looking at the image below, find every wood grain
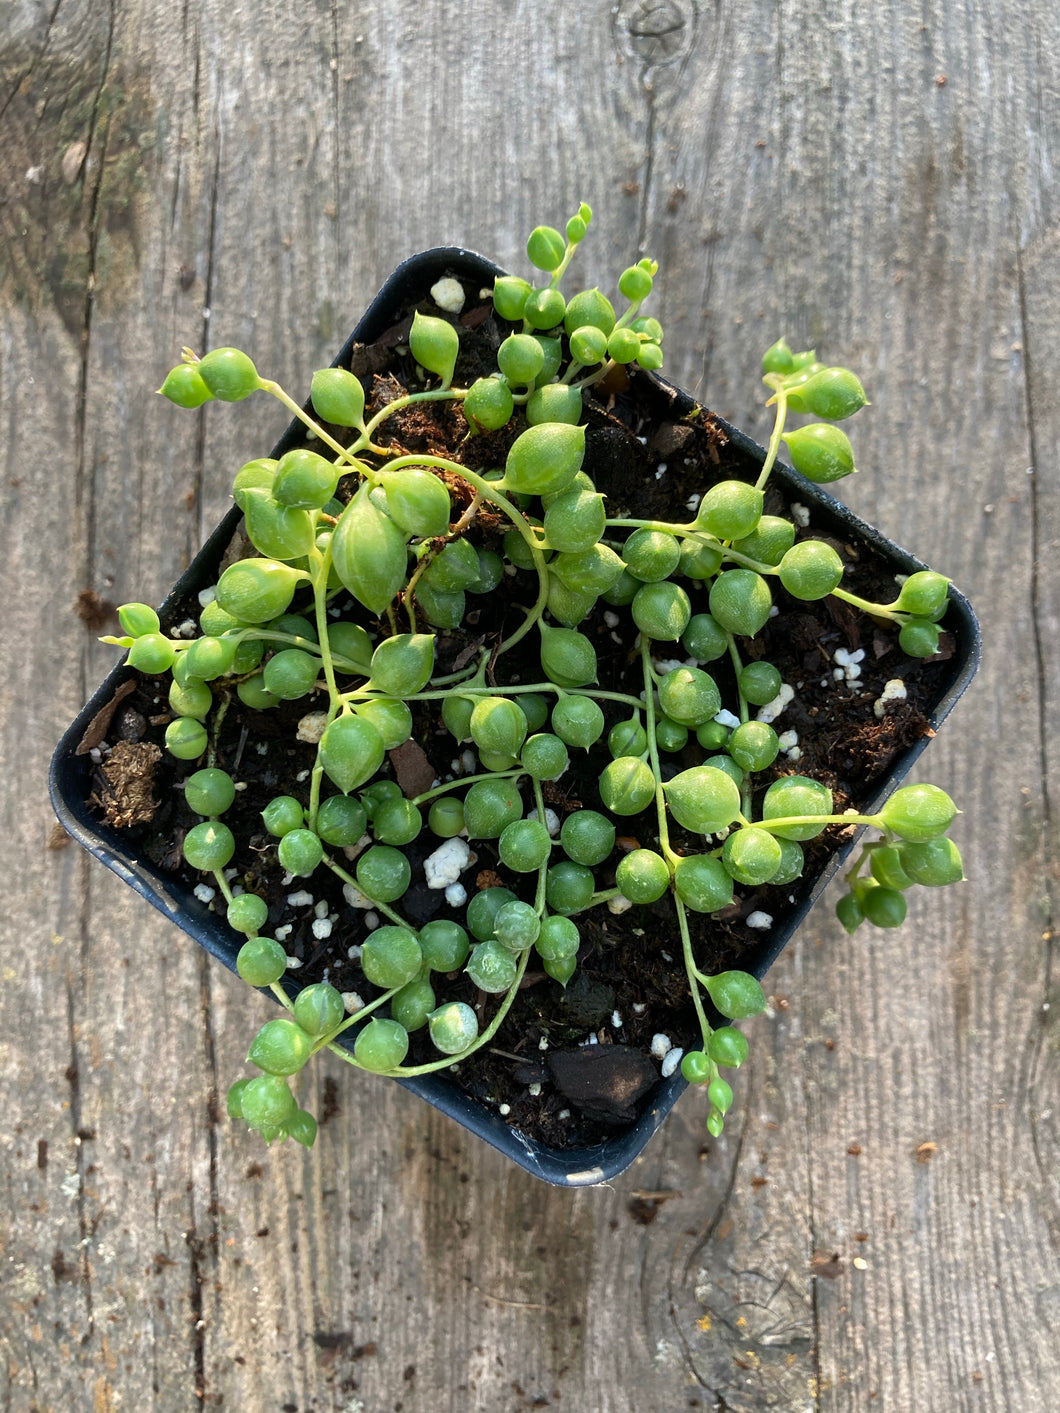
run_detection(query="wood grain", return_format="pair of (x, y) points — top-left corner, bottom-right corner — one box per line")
(2, 1), (1057, 1409)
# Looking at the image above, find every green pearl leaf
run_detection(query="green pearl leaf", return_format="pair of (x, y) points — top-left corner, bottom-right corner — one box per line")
(409, 311), (459, 388)
(331, 484), (409, 616)
(318, 713), (385, 794)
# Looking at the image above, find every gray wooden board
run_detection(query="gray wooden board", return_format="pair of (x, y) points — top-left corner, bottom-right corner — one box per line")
(1, 0), (1057, 1408)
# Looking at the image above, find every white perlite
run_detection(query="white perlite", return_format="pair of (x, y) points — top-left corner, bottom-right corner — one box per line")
(660, 1046), (684, 1078)
(445, 882), (468, 908)
(714, 708), (741, 731)
(650, 1033), (672, 1060)
(430, 276), (465, 313)
(287, 890), (314, 908)
(756, 682), (794, 724)
(833, 646), (865, 684)
(746, 911), (773, 930)
(653, 657), (688, 676)
(528, 806), (561, 837)
(342, 882), (372, 909)
(424, 837), (472, 889)
(607, 894), (633, 915)
(193, 883), (216, 904)
(312, 918), (333, 940)
(296, 711), (328, 744)
(874, 678), (908, 718)
(791, 502), (811, 527)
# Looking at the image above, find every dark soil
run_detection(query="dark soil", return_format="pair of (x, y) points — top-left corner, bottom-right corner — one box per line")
(86, 271), (962, 1151)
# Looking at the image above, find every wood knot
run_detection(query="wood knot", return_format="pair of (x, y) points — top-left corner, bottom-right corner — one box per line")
(614, 0), (696, 65)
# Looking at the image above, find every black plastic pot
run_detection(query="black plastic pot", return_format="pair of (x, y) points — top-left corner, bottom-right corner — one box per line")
(50, 249), (981, 1186)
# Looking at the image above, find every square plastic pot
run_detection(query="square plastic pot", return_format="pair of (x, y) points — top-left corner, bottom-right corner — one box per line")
(51, 249), (981, 1186)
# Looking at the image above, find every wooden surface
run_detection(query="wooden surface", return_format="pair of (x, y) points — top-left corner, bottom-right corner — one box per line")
(2, 1), (1057, 1409)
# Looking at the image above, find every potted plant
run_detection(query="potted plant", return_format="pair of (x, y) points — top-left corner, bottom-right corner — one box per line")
(50, 205), (979, 1186)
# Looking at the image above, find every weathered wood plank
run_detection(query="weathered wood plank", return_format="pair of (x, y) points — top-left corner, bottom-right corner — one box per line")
(1, 0), (1057, 1409)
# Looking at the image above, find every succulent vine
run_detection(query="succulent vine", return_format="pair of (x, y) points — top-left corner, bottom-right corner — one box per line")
(105, 204), (962, 1148)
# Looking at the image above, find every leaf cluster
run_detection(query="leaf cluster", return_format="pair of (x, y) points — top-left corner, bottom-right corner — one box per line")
(104, 205), (962, 1150)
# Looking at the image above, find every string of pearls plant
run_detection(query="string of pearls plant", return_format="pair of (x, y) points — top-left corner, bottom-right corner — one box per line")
(106, 205), (963, 1147)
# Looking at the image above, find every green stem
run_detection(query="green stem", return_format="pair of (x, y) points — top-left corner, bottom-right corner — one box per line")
(378, 454), (550, 653)
(570, 360), (618, 393)
(322, 856), (417, 931)
(412, 768), (524, 808)
(388, 949), (532, 1077)
(403, 552), (432, 633)
(350, 681), (645, 715)
(210, 869), (235, 904)
(756, 811), (883, 835)
(531, 778), (551, 916)
(307, 540), (343, 830)
(829, 586), (905, 623)
(548, 234), (582, 290)
(755, 380), (789, 492)
(641, 635), (677, 867)
(359, 386), (465, 451)
(206, 696), (230, 770)
(312, 985), (403, 1051)
(725, 633), (753, 817)
(842, 841), (875, 888)
(259, 379), (365, 467)
(321, 949), (533, 1079)
(675, 896), (714, 1049)
(398, 681), (647, 712)
(268, 980), (295, 1014)
(726, 633), (749, 725)
(605, 516), (697, 536)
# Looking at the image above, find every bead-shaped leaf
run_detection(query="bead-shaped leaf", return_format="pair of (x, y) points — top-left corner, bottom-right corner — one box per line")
(665, 766), (742, 835)
(241, 487), (316, 560)
(318, 713), (385, 794)
(784, 366), (868, 420)
(271, 449), (341, 509)
(380, 469), (451, 537)
(331, 484), (409, 616)
(310, 367), (366, 429)
(409, 311), (459, 388)
(216, 558), (305, 624)
(781, 423), (856, 483)
(368, 633), (435, 696)
(503, 422), (585, 498)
